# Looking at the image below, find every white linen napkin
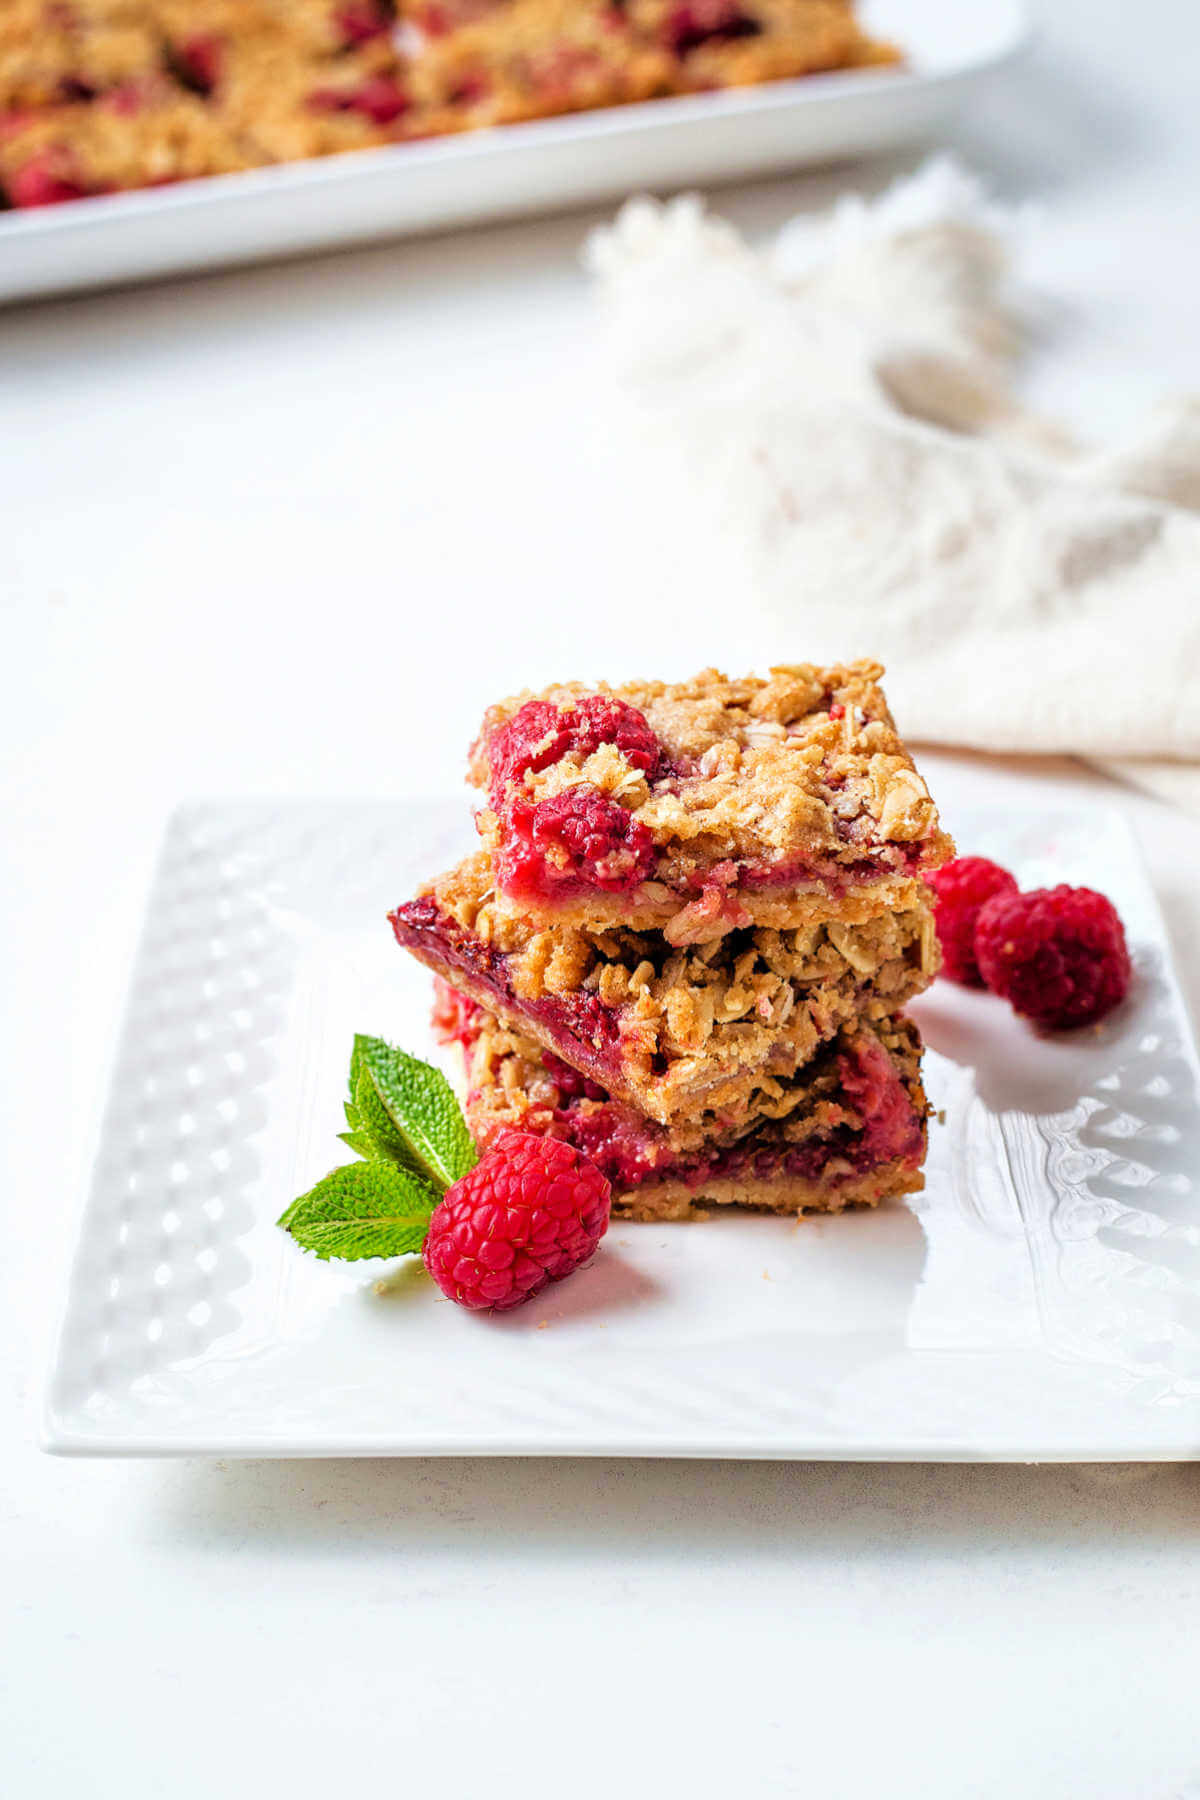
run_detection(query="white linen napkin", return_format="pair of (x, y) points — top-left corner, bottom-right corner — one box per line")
(585, 160), (1200, 813)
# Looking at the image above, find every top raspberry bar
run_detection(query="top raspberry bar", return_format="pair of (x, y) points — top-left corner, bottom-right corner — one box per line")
(469, 662), (952, 943)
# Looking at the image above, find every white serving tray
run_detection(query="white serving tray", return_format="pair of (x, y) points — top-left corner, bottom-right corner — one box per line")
(45, 797), (1200, 1460)
(0, 0), (1027, 303)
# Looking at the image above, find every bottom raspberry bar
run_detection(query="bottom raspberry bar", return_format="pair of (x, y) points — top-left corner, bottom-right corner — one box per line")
(434, 980), (928, 1222)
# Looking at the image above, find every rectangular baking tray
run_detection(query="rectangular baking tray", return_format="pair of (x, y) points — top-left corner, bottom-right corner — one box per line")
(0, 0), (1027, 303)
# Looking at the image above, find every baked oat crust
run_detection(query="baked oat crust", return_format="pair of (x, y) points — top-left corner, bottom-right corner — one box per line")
(610, 1159), (925, 1221)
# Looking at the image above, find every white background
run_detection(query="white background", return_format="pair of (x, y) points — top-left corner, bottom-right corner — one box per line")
(4, 0), (1200, 1793)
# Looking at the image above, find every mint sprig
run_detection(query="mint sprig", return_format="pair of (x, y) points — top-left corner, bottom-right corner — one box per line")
(277, 1161), (440, 1262)
(277, 1035), (478, 1262)
(353, 1034), (476, 1191)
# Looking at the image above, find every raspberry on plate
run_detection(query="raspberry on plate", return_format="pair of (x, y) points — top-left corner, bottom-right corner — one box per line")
(928, 855), (1018, 986)
(974, 885), (1131, 1030)
(422, 1130), (611, 1311)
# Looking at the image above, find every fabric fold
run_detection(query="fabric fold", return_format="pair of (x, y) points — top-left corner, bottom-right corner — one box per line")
(585, 160), (1200, 812)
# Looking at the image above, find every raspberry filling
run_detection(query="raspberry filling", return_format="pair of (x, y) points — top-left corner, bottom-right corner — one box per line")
(430, 975), (483, 1054)
(484, 694), (663, 802)
(335, 0), (394, 45)
(308, 73), (410, 123)
(390, 896), (624, 1092)
(449, 72), (492, 105)
(665, 0), (762, 56)
(172, 33), (224, 94)
(409, 0), (502, 34)
(495, 786), (656, 902)
(5, 147), (98, 206)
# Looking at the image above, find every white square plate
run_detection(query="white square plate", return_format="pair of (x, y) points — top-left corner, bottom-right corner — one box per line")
(0, 0), (1027, 303)
(46, 798), (1200, 1460)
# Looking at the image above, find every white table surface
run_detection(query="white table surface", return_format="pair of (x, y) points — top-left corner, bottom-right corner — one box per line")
(4, 0), (1200, 1793)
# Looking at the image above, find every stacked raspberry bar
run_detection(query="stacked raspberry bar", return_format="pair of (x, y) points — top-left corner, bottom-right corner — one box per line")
(391, 664), (951, 1221)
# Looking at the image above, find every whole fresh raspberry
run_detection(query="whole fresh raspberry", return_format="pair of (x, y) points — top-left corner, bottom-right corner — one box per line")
(498, 785), (655, 898)
(486, 694), (661, 800)
(928, 856), (1019, 985)
(423, 1131), (611, 1311)
(974, 885), (1131, 1029)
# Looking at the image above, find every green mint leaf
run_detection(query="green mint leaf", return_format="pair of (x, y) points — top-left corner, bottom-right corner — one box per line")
(349, 1035), (371, 1102)
(355, 1035), (478, 1194)
(337, 1097), (377, 1159)
(277, 1161), (439, 1262)
(338, 1092), (391, 1162)
(337, 1129), (380, 1160)
(352, 1061), (410, 1163)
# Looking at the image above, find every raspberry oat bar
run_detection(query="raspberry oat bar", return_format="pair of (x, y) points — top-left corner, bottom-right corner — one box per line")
(469, 662), (953, 944)
(435, 980), (929, 1221)
(390, 848), (938, 1125)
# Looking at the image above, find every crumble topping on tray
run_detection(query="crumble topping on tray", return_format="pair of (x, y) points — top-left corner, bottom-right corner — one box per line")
(468, 662), (954, 940)
(404, 0), (676, 126)
(0, 0), (161, 111)
(390, 848), (938, 1124)
(439, 980), (929, 1220)
(0, 0), (899, 208)
(0, 82), (262, 202)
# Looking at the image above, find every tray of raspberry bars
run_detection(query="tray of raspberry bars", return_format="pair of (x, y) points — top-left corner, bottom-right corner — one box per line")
(0, 0), (1026, 304)
(45, 661), (1200, 1460)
